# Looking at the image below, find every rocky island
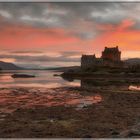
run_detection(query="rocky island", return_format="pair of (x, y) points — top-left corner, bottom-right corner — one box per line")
(11, 74), (35, 78)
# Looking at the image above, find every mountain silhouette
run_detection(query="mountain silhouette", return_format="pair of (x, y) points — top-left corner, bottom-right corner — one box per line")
(0, 61), (23, 70)
(124, 58), (140, 65)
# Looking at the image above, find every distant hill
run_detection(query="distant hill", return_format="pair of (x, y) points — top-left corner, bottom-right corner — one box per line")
(0, 61), (23, 70)
(124, 58), (140, 65)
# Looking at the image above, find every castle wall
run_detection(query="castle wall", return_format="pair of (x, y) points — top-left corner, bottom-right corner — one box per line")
(81, 55), (104, 69)
(102, 59), (124, 68)
(81, 55), (96, 69)
(102, 52), (121, 61)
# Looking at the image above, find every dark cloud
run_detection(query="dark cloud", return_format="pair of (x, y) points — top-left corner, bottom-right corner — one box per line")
(60, 51), (82, 56)
(0, 2), (140, 40)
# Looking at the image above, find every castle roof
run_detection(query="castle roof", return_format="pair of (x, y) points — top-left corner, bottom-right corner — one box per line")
(103, 46), (120, 53)
(82, 54), (96, 58)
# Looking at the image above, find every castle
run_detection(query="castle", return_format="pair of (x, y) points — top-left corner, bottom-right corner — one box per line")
(102, 46), (121, 61)
(81, 46), (124, 69)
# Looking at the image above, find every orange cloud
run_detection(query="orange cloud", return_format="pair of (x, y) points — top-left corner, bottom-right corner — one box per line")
(0, 24), (84, 51)
(92, 19), (140, 53)
(0, 19), (140, 59)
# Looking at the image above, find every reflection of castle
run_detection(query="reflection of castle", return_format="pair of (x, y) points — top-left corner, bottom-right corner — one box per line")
(81, 46), (124, 69)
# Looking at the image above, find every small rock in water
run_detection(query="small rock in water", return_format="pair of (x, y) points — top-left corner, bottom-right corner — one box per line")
(53, 74), (59, 76)
(11, 74), (35, 78)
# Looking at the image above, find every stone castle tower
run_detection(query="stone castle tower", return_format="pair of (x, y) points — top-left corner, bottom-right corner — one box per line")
(101, 46), (121, 61)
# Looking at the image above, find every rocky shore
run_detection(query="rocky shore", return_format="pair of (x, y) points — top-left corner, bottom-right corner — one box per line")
(0, 86), (139, 138)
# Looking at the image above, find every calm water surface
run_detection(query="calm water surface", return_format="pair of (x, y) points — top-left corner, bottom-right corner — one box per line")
(0, 70), (138, 115)
(0, 70), (103, 114)
(0, 70), (80, 88)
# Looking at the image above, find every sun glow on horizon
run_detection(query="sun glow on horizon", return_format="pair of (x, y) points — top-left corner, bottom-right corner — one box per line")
(0, 58), (16, 63)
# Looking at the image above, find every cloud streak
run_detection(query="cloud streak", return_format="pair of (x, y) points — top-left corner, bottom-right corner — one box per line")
(0, 51), (81, 68)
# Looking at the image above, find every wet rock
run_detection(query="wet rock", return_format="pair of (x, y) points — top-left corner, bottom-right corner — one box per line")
(83, 135), (92, 138)
(50, 119), (54, 123)
(111, 131), (119, 135)
(119, 122), (140, 138)
(128, 131), (140, 137)
(110, 129), (120, 138)
(119, 130), (128, 137)
(16, 108), (22, 111)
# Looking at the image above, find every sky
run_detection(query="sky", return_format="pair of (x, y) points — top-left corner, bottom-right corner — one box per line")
(0, 2), (140, 68)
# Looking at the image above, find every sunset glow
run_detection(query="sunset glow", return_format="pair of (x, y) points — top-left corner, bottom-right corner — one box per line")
(0, 2), (140, 68)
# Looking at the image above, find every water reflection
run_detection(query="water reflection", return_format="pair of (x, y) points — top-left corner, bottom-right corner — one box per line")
(129, 85), (140, 91)
(0, 88), (102, 113)
(0, 70), (80, 88)
(0, 70), (103, 114)
(0, 74), (14, 83)
(66, 95), (102, 109)
(81, 79), (97, 89)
